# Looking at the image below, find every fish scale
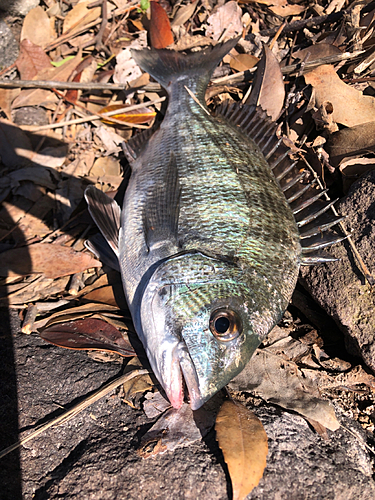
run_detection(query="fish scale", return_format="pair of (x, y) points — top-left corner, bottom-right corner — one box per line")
(85, 37), (344, 410)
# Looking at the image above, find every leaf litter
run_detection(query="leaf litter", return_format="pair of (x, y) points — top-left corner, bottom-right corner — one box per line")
(1, 0), (375, 498)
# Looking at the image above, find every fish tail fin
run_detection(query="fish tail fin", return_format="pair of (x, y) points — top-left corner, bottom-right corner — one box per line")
(131, 37), (239, 94)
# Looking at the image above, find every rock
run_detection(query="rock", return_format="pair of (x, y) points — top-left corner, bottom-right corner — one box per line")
(0, 20), (19, 69)
(300, 170), (375, 371)
(0, 0), (40, 17)
(1, 309), (375, 499)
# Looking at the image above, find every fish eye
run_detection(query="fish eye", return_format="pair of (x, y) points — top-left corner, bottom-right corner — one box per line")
(209, 309), (243, 342)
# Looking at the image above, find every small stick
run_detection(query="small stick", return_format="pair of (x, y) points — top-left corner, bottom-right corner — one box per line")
(21, 304), (39, 334)
(21, 97), (166, 132)
(184, 86), (210, 116)
(0, 369), (149, 459)
(68, 272), (85, 296)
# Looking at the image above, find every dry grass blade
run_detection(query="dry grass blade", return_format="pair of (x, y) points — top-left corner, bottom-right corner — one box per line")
(0, 369), (149, 460)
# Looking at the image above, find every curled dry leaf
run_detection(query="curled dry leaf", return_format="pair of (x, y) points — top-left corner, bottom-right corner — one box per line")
(122, 356), (156, 408)
(215, 400), (268, 500)
(206, 1), (243, 41)
(171, 1), (199, 28)
(150, 1), (174, 49)
(245, 44), (285, 121)
(304, 65), (375, 128)
(40, 318), (135, 356)
(230, 53), (259, 72)
(0, 243), (101, 279)
(113, 32), (147, 85)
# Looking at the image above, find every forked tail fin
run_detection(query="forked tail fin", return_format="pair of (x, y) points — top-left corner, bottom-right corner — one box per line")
(131, 37), (239, 98)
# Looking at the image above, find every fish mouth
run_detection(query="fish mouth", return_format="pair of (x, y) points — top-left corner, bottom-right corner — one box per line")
(162, 341), (205, 410)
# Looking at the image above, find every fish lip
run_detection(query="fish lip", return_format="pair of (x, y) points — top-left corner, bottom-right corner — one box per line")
(174, 342), (207, 411)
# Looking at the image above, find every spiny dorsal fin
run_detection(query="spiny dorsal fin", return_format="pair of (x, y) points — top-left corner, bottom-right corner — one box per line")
(85, 186), (121, 257)
(216, 100), (346, 262)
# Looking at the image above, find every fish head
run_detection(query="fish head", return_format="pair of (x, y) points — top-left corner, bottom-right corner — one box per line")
(139, 252), (277, 410)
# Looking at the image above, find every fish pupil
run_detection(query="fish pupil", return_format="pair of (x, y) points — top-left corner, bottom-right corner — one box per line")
(215, 316), (230, 334)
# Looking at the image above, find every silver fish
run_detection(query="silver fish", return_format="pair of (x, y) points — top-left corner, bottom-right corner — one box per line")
(85, 38), (344, 409)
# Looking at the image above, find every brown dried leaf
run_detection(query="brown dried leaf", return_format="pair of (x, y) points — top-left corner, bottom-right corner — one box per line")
(206, 1), (243, 41)
(171, 1), (199, 28)
(230, 53), (259, 72)
(304, 65), (375, 128)
(63, 0), (101, 35)
(16, 39), (51, 80)
(250, 0), (305, 17)
(150, 1), (174, 49)
(327, 121), (375, 165)
(12, 52), (82, 109)
(20, 6), (53, 47)
(215, 400), (268, 500)
(82, 284), (127, 310)
(89, 156), (122, 177)
(245, 44), (285, 120)
(99, 104), (156, 125)
(0, 88), (20, 119)
(229, 350), (340, 431)
(34, 303), (120, 330)
(40, 318), (135, 356)
(0, 243), (101, 279)
(122, 357), (156, 407)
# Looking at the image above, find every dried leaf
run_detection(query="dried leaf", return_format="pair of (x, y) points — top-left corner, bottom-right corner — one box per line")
(139, 397), (221, 457)
(0, 88), (20, 120)
(82, 284), (127, 310)
(229, 350), (340, 431)
(246, 44), (285, 120)
(206, 1), (243, 41)
(99, 104), (156, 125)
(150, 1), (174, 49)
(12, 52), (82, 109)
(230, 53), (259, 72)
(20, 6), (53, 47)
(339, 157), (375, 192)
(304, 65), (375, 128)
(16, 39), (51, 80)
(0, 243), (101, 279)
(249, 0), (305, 17)
(40, 318), (135, 356)
(327, 121), (375, 164)
(171, 1), (198, 28)
(63, 0), (101, 35)
(113, 32), (147, 85)
(215, 400), (268, 500)
(122, 357), (156, 407)
(34, 303), (121, 330)
(89, 156), (122, 178)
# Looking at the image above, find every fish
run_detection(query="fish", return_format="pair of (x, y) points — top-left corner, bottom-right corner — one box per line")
(85, 38), (345, 410)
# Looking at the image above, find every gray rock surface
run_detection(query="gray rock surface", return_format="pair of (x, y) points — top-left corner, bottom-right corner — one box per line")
(1, 309), (375, 499)
(0, 0), (39, 17)
(301, 170), (375, 371)
(0, 19), (19, 69)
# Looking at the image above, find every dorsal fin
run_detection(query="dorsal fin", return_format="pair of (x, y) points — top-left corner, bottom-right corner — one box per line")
(215, 101), (346, 264)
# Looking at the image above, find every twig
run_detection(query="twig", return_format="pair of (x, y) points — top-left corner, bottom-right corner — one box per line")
(21, 97), (166, 132)
(184, 86), (210, 116)
(0, 369), (149, 459)
(95, 0), (108, 52)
